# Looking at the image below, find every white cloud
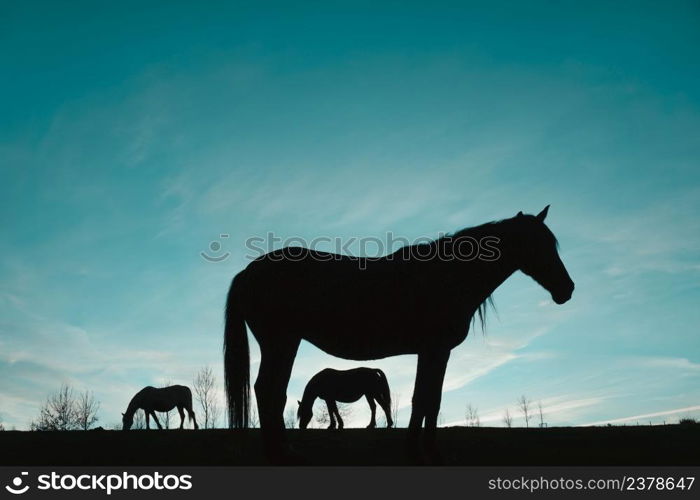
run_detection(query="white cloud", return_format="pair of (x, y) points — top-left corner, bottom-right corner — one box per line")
(581, 405), (700, 427)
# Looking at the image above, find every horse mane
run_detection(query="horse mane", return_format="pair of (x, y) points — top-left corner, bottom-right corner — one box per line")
(450, 221), (504, 334)
(391, 218), (517, 333)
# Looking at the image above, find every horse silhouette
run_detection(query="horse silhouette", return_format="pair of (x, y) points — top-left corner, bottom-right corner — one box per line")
(122, 385), (199, 430)
(297, 367), (393, 429)
(224, 206), (574, 463)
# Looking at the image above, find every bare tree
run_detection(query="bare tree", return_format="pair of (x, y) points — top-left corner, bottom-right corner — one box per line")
(391, 392), (400, 427)
(537, 401), (545, 428)
(284, 407), (296, 429)
(193, 366), (221, 429)
(315, 401), (353, 428)
(518, 395), (532, 428)
(133, 410), (146, 429)
(75, 390), (100, 430)
(31, 384), (78, 430)
(380, 392), (400, 427)
(502, 408), (513, 428)
(465, 403), (480, 427)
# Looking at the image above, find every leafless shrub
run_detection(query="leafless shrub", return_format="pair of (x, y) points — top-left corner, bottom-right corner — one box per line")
(75, 391), (100, 430)
(315, 401), (353, 428)
(518, 395), (531, 428)
(31, 384), (100, 431)
(284, 407), (296, 429)
(502, 408), (513, 428)
(193, 366), (221, 429)
(465, 403), (480, 427)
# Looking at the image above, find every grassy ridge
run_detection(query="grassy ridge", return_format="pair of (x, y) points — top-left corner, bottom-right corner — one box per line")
(2, 426), (698, 466)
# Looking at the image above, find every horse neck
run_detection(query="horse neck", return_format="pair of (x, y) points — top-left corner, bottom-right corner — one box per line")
(300, 380), (320, 410)
(125, 395), (141, 416)
(447, 223), (521, 303)
(465, 253), (518, 303)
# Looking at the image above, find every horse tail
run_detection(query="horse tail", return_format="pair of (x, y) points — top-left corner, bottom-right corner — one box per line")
(224, 271), (250, 428)
(375, 368), (391, 410)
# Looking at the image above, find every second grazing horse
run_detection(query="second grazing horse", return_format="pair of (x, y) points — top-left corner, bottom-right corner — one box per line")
(297, 367), (393, 429)
(122, 385), (199, 430)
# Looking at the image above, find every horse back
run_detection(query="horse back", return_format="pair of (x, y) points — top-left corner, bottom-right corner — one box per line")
(241, 248), (470, 355)
(313, 367), (387, 403)
(137, 385), (191, 412)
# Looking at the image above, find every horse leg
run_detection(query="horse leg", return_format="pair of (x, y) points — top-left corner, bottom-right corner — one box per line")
(187, 406), (199, 429)
(150, 411), (163, 430)
(325, 400), (337, 429)
(145, 411), (151, 430)
(177, 406), (185, 429)
(377, 393), (393, 428)
(407, 349), (450, 463)
(420, 349), (450, 464)
(329, 400), (343, 429)
(254, 338), (301, 464)
(365, 395), (377, 428)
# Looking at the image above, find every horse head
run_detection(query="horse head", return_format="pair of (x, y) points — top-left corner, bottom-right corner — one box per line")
(513, 205), (574, 305)
(297, 399), (313, 430)
(121, 411), (133, 431)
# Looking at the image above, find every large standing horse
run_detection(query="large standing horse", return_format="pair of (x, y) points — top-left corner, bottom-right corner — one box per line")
(297, 367), (393, 429)
(224, 206), (574, 463)
(122, 385), (199, 430)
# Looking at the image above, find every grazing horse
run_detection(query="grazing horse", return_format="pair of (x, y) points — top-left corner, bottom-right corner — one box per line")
(297, 367), (394, 429)
(224, 206), (574, 463)
(122, 385), (199, 430)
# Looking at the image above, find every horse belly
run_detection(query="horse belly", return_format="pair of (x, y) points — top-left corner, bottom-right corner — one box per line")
(151, 402), (176, 413)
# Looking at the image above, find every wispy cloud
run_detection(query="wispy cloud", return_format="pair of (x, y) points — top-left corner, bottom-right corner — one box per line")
(581, 405), (700, 427)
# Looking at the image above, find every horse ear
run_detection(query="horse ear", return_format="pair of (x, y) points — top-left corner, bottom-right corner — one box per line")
(516, 211), (523, 217)
(297, 400), (301, 406)
(536, 205), (550, 222)
(121, 413), (125, 416)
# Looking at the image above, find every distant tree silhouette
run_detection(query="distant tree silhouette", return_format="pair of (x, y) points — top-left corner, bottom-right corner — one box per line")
(465, 403), (480, 427)
(502, 408), (513, 428)
(537, 401), (545, 428)
(76, 391), (100, 430)
(381, 392), (401, 427)
(0, 417), (5, 431)
(193, 366), (221, 429)
(518, 395), (532, 428)
(315, 401), (353, 428)
(31, 384), (100, 431)
(132, 411), (146, 429)
(283, 407), (296, 429)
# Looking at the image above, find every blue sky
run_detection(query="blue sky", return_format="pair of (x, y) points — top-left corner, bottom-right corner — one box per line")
(1, 1), (699, 429)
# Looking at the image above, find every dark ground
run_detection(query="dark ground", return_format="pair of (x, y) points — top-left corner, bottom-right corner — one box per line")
(3, 425), (698, 466)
